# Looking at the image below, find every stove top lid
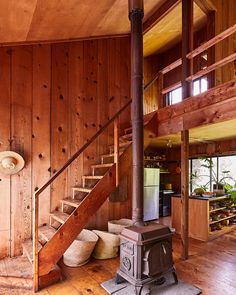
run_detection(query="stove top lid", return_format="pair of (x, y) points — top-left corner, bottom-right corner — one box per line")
(120, 223), (172, 244)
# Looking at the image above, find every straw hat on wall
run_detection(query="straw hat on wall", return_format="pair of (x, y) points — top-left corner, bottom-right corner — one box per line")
(0, 151), (25, 176)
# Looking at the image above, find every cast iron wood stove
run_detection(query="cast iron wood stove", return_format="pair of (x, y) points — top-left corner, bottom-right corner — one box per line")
(116, 1), (178, 294)
(116, 223), (178, 295)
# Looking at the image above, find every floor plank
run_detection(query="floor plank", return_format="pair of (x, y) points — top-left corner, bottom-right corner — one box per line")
(0, 225), (235, 294)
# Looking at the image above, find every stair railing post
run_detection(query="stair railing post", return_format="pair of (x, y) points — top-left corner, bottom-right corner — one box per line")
(114, 118), (119, 186)
(33, 192), (39, 292)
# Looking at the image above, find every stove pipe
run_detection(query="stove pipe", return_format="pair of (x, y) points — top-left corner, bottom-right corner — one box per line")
(129, 0), (144, 226)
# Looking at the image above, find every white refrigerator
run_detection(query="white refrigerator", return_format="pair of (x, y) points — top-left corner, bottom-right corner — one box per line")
(143, 168), (160, 221)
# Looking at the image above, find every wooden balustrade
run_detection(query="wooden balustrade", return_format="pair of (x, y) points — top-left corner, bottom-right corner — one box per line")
(145, 23), (236, 107)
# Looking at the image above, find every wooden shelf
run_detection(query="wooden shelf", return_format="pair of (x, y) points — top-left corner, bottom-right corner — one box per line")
(209, 214), (236, 225)
(209, 224), (236, 240)
(144, 159), (166, 162)
(209, 206), (226, 213)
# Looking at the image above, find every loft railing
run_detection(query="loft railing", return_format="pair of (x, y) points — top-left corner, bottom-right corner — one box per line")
(33, 99), (132, 291)
(145, 23), (236, 104)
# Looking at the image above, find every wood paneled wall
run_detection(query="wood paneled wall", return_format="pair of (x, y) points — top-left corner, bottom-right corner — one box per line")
(0, 37), (131, 258)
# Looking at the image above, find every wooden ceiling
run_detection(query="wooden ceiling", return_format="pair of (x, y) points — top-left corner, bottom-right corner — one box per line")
(143, 2), (207, 56)
(150, 119), (236, 147)
(0, 0), (165, 44)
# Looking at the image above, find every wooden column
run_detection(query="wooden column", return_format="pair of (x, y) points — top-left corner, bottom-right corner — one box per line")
(181, 0), (193, 261)
(181, 129), (189, 260)
(182, 0), (193, 98)
(129, 0), (144, 225)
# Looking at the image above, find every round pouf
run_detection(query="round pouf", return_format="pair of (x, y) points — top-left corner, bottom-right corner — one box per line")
(92, 230), (120, 259)
(108, 218), (134, 234)
(63, 229), (98, 267)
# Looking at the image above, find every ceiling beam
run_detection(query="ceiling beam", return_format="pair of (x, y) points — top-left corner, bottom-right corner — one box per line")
(143, 0), (181, 34)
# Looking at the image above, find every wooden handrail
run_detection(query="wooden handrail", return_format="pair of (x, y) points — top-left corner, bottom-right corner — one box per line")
(33, 98), (132, 291)
(187, 23), (236, 59)
(186, 52), (236, 82)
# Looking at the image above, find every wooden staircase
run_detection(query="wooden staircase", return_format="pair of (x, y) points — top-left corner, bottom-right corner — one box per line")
(0, 99), (157, 292)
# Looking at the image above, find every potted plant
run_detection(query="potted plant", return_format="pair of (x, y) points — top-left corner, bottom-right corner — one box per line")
(190, 157), (236, 195)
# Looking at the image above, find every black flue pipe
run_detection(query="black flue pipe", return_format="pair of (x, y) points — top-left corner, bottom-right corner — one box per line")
(129, 0), (144, 226)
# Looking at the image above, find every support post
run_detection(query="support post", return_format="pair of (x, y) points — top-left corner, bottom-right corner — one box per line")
(114, 118), (119, 186)
(33, 193), (39, 291)
(181, 129), (189, 260)
(129, 0), (144, 225)
(158, 72), (164, 108)
(207, 10), (216, 88)
(182, 0), (193, 98)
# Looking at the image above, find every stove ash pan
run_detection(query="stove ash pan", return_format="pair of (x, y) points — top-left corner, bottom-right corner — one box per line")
(117, 223), (178, 294)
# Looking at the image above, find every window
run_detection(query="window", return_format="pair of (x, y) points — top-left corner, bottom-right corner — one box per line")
(189, 155), (236, 192)
(193, 77), (208, 95)
(166, 77), (208, 106)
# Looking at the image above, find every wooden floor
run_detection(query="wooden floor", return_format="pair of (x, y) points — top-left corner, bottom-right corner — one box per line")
(0, 222), (235, 294)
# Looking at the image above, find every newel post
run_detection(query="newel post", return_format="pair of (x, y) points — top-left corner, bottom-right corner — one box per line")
(33, 192), (39, 291)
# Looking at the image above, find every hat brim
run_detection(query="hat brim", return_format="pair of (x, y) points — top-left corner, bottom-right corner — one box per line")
(0, 151), (25, 176)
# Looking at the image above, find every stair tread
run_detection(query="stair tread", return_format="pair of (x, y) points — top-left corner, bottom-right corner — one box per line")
(72, 187), (92, 193)
(51, 212), (70, 223)
(61, 197), (81, 207)
(91, 163), (114, 168)
(120, 133), (132, 140)
(22, 240), (42, 263)
(82, 175), (103, 179)
(124, 126), (132, 134)
(39, 225), (57, 242)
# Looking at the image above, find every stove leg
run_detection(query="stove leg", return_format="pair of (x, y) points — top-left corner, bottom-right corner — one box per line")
(135, 285), (143, 295)
(115, 274), (126, 284)
(172, 270), (178, 284)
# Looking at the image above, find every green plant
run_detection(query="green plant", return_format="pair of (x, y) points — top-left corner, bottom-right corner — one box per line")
(190, 157), (236, 192)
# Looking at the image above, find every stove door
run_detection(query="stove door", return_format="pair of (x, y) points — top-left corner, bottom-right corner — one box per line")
(143, 240), (173, 277)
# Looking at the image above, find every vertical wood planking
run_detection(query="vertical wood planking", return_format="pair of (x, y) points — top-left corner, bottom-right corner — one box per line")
(32, 44), (51, 225)
(11, 46), (32, 256)
(108, 38), (121, 220)
(83, 40), (98, 228)
(0, 48), (11, 258)
(0, 37), (132, 257)
(95, 39), (109, 230)
(68, 42), (84, 193)
(51, 43), (69, 211)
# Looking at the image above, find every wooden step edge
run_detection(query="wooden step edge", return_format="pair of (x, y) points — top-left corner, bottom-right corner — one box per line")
(91, 163), (114, 168)
(22, 240), (42, 263)
(82, 175), (103, 180)
(120, 133), (132, 140)
(39, 225), (57, 242)
(61, 198), (81, 207)
(124, 127), (132, 134)
(50, 212), (69, 224)
(72, 187), (92, 193)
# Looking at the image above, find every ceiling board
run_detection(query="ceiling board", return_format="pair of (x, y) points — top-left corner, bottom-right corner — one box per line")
(0, 0), (164, 44)
(150, 119), (236, 147)
(143, 2), (207, 56)
(0, 0), (37, 43)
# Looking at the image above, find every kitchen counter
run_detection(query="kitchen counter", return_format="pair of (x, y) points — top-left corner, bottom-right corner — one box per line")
(172, 194), (231, 201)
(171, 194), (235, 241)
